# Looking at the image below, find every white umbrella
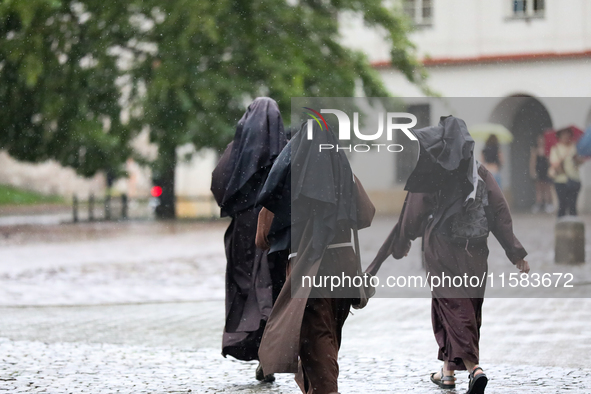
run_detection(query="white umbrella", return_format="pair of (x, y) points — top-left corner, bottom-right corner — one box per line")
(469, 123), (514, 144)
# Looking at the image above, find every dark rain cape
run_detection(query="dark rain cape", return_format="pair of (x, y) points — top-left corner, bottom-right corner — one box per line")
(370, 115), (526, 370)
(212, 97), (287, 217)
(258, 122), (375, 384)
(405, 115), (478, 215)
(289, 120), (358, 267)
(257, 140), (291, 255)
(368, 115), (479, 275)
(210, 97), (288, 361)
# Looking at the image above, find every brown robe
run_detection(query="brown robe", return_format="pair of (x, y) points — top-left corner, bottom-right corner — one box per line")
(378, 165), (527, 370)
(258, 177), (375, 394)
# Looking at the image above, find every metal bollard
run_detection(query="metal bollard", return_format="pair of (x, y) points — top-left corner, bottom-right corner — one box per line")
(105, 194), (111, 221)
(121, 194), (128, 220)
(555, 217), (585, 265)
(89, 194), (95, 222)
(73, 195), (79, 223)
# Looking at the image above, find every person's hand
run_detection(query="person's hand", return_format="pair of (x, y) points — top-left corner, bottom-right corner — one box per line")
(256, 232), (270, 250)
(255, 208), (273, 250)
(515, 259), (530, 274)
(401, 240), (412, 258)
(401, 239), (411, 257)
(391, 240), (411, 259)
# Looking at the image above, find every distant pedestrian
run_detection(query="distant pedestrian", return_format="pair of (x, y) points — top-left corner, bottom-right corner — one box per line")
(371, 116), (529, 394)
(256, 121), (376, 394)
(529, 134), (554, 213)
(481, 134), (503, 188)
(210, 97), (288, 382)
(549, 127), (583, 217)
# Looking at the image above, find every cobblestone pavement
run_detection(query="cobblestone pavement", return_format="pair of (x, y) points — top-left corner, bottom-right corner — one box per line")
(1, 337), (590, 393)
(0, 221), (227, 306)
(1, 215), (591, 393)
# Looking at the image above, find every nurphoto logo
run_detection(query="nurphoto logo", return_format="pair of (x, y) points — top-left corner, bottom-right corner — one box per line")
(303, 107), (417, 152)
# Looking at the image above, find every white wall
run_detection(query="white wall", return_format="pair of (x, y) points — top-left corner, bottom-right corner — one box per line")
(378, 58), (591, 98)
(175, 146), (217, 197)
(374, 61), (591, 212)
(340, 0), (591, 63)
(177, 2), (591, 205)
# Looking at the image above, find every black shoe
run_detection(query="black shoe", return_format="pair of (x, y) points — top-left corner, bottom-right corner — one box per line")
(256, 362), (275, 383)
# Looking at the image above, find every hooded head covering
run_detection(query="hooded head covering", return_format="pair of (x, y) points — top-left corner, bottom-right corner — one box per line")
(211, 97), (287, 216)
(404, 116), (480, 235)
(260, 121), (358, 263)
(292, 120), (358, 252)
(405, 115), (478, 201)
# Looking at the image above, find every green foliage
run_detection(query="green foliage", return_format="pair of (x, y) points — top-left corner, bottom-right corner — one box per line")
(0, 184), (63, 205)
(123, 0), (426, 217)
(130, 0), (427, 152)
(0, 0), (135, 177)
(0, 0), (425, 207)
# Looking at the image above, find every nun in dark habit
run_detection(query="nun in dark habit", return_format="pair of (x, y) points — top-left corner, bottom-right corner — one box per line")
(255, 121), (376, 394)
(210, 97), (288, 381)
(371, 116), (529, 394)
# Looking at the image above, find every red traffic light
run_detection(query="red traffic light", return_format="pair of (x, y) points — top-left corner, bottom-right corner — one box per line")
(151, 186), (163, 198)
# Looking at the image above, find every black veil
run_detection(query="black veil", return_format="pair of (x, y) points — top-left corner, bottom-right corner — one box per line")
(405, 115), (477, 200)
(259, 121), (358, 264)
(212, 97), (286, 217)
(404, 115), (479, 229)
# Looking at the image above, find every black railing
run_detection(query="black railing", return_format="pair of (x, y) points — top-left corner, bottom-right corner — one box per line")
(72, 194), (218, 222)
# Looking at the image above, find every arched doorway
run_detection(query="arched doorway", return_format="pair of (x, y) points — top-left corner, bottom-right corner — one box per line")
(490, 96), (553, 210)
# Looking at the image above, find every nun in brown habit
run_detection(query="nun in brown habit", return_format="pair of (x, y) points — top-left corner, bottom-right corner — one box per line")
(255, 121), (375, 394)
(370, 116), (529, 394)
(210, 97), (288, 381)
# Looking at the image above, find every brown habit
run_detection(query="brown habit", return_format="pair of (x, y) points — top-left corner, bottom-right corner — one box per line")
(258, 178), (375, 393)
(376, 165), (527, 370)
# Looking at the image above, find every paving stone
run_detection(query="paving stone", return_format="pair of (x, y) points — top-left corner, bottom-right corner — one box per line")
(0, 215), (590, 392)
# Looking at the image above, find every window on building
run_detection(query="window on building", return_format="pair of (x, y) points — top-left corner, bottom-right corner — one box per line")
(511, 0), (545, 18)
(396, 104), (430, 184)
(404, 0), (433, 27)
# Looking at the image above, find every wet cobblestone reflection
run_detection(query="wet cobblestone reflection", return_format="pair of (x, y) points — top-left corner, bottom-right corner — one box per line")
(1, 338), (590, 393)
(0, 216), (590, 392)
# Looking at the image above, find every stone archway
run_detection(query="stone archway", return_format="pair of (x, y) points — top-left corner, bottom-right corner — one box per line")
(489, 95), (553, 210)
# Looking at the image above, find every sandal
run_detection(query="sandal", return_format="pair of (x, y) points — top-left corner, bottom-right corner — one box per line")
(466, 367), (488, 394)
(430, 368), (456, 389)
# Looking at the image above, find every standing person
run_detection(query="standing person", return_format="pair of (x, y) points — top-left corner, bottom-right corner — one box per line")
(371, 116), (529, 394)
(529, 134), (554, 213)
(210, 97), (288, 381)
(481, 134), (503, 188)
(549, 127), (583, 217)
(256, 121), (376, 394)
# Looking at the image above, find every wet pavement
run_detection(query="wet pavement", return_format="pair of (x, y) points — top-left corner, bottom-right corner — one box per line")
(1, 215), (591, 393)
